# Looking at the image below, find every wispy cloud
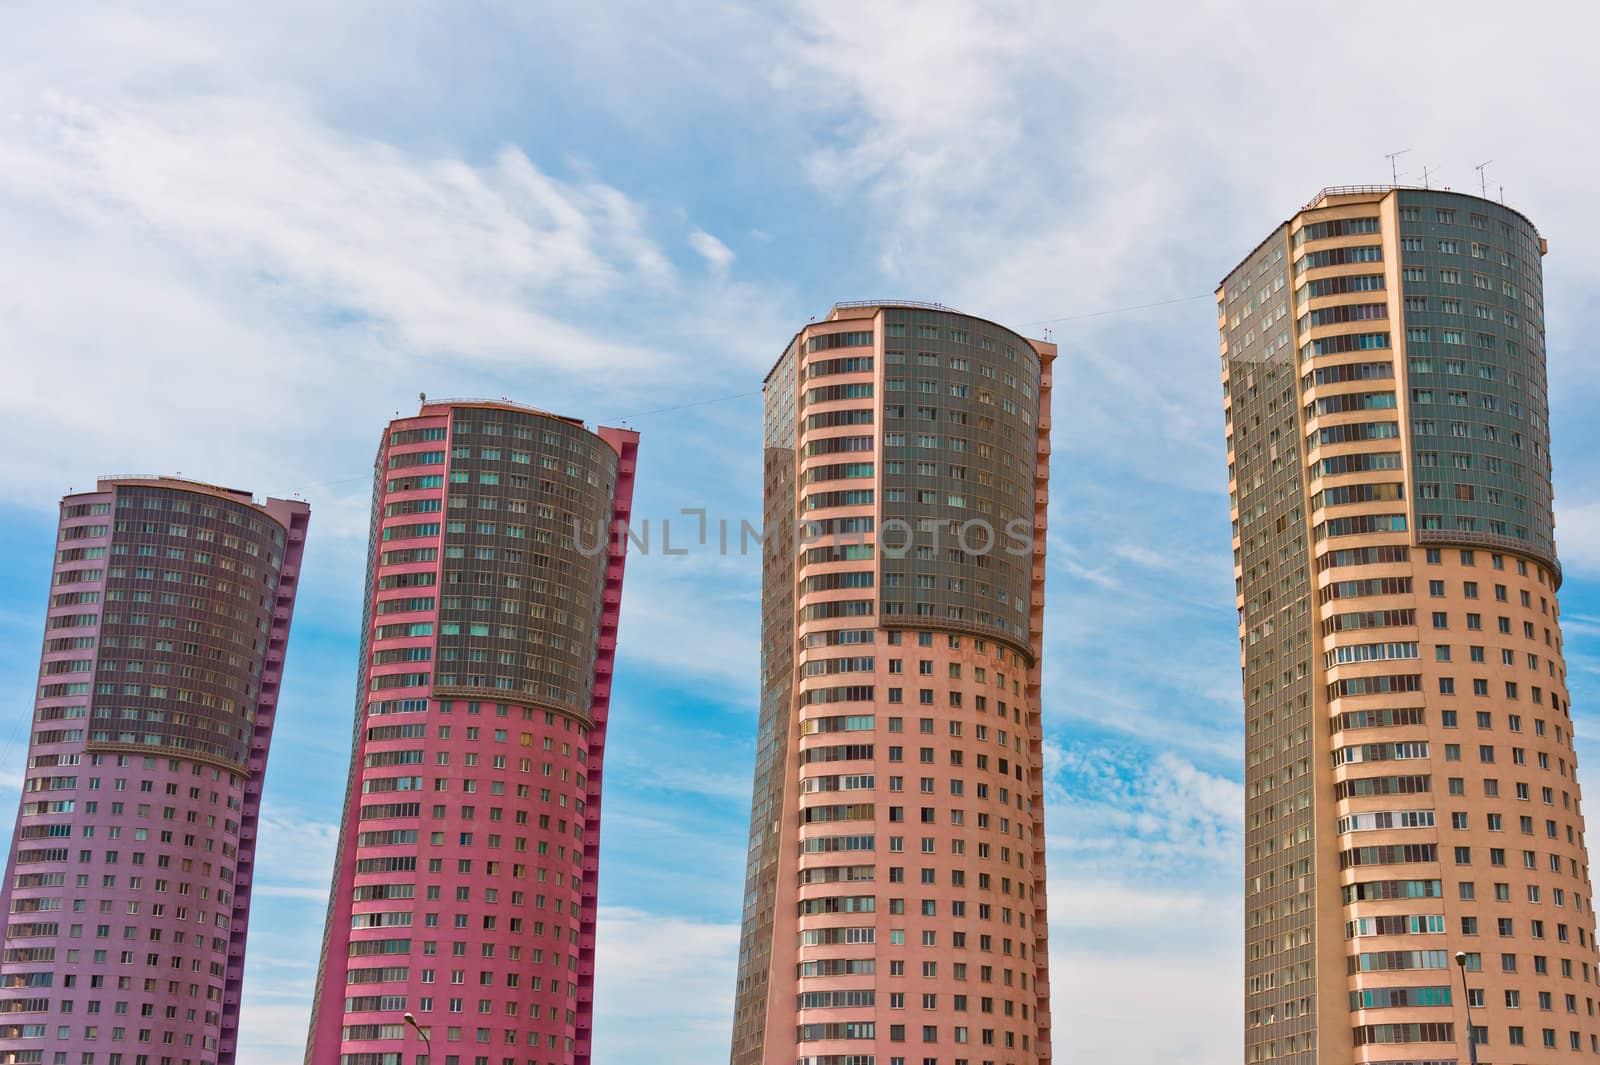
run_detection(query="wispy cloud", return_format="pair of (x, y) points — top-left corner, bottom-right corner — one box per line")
(592, 908), (740, 1064)
(1, 6), (1599, 1065)
(689, 227), (736, 274)
(252, 811), (338, 908)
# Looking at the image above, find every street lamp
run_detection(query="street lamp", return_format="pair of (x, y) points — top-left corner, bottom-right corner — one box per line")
(403, 1011), (431, 1064)
(1455, 951), (1478, 1065)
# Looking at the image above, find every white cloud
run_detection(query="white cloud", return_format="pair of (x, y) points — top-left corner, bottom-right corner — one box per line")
(235, 812), (339, 1062)
(236, 1002), (317, 1064)
(592, 908), (740, 1065)
(784, 2), (1028, 227)
(11, 96), (675, 327)
(612, 547), (762, 698)
(1557, 499), (1600, 575)
(251, 810), (338, 907)
(0, 90), (690, 511)
(1044, 745), (1242, 878)
(689, 227), (736, 273)
(1052, 948), (1241, 1065)
(778, 0), (1600, 494)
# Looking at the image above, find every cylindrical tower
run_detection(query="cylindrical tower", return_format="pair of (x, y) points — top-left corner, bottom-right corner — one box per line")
(730, 303), (1055, 1065)
(304, 400), (638, 1065)
(1221, 187), (1597, 1065)
(0, 476), (310, 1065)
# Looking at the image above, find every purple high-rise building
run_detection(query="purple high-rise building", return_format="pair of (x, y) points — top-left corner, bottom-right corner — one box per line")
(0, 476), (310, 1065)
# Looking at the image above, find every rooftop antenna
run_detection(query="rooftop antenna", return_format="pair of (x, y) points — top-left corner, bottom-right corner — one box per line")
(419, 391), (427, 405)
(1499, 184), (1505, 204)
(1475, 160), (1493, 198)
(1421, 164), (1438, 189)
(1385, 148), (1412, 186)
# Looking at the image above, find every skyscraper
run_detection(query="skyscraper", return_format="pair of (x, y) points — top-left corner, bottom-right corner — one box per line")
(1221, 187), (1597, 1063)
(0, 476), (310, 1065)
(730, 302), (1055, 1064)
(305, 400), (637, 1065)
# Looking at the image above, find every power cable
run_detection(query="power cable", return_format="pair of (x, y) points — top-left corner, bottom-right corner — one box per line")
(1016, 292), (1212, 328)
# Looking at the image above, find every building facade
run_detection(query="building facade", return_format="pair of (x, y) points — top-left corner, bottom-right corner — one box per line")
(1221, 187), (1598, 1064)
(304, 401), (637, 1065)
(730, 302), (1055, 1065)
(0, 476), (310, 1065)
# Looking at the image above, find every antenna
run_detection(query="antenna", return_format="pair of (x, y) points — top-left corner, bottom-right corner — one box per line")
(1421, 164), (1438, 189)
(1499, 184), (1505, 204)
(419, 391), (427, 404)
(1475, 160), (1493, 198)
(1384, 148), (1412, 186)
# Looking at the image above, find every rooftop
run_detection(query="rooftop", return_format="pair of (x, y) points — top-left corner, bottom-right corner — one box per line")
(1219, 183), (1544, 291)
(766, 301), (1049, 385)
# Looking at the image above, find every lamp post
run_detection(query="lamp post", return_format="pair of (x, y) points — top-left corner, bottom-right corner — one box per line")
(403, 1011), (431, 1064)
(1455, 951), (1478, 1065)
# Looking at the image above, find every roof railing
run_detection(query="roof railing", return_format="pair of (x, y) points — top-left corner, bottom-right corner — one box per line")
(832, 299), (953, 312)
(97, 474), (262, 506)
(425, 397), (583, 426)
(1300, 184), (1422, 210)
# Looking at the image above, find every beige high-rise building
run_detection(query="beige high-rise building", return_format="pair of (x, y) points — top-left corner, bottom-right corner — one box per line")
(729, 302), (1054, 1065)
(1221, 186), (1597, 1064)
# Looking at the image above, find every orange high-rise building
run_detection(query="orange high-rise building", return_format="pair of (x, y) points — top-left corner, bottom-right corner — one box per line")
(730, 302), (1055, 1065)
(1221, 187), (1598, 1064)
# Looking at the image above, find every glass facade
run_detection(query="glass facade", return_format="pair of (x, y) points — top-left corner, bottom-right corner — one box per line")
(731, 340), (802, 1063)
(1394, 191), (1555, 573)
(1224, 224), (1324, 1065)
(91, 484), (290, 770)
(433, 406), (619, 716)
(877, 309), (1040, 649)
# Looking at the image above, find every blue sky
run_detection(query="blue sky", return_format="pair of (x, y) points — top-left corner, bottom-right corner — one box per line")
(2, 3), (1599, 1062)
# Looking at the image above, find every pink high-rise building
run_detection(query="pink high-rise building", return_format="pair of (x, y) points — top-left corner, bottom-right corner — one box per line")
(304, 400), (638, 1065)
(0, 476), (310, 1065)
(730, 303), (1056, 1065)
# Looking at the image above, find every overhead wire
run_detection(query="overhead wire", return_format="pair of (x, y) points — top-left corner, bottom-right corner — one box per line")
(233, 286), (1209, 492)
(1016, 292), (1212, 328)
(0, 289), (1210, 790)
(603, 291), (1212, 421)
